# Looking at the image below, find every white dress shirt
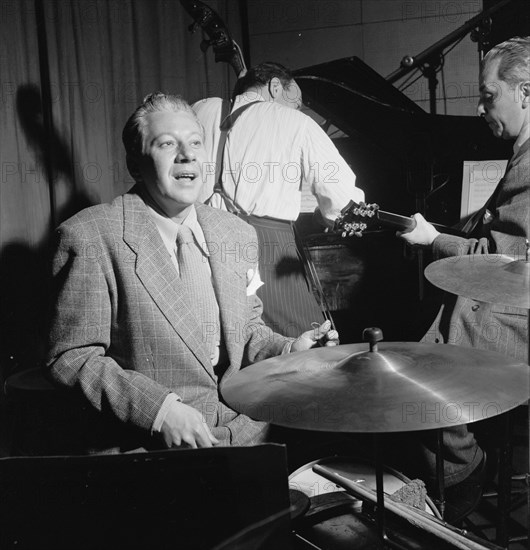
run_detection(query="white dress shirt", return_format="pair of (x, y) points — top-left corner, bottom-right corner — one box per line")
(145, 204), (223, 433)
(193, 94), (365, 224)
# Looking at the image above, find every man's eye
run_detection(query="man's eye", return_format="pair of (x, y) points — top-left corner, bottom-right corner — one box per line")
(160, 141), (175, 148)
(191, 140), (203, 147)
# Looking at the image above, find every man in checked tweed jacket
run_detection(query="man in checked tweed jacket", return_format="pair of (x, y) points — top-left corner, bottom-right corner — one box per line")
(46, 92), (338, 452)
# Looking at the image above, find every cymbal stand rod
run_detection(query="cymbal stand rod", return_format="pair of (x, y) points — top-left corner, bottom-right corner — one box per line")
(496, 411), (513, 547)
(374, 434), (387, 546)
(436, 428), (446, 518)
(526, 306), (530, 545)
(373, 435), (409, 549)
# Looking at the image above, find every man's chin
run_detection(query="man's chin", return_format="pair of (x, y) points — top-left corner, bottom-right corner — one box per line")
(489, 125), (503, 139)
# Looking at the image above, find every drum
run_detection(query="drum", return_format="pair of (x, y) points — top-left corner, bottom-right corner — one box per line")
(289, 456), (440, 517)
(290, 457), (444, 550)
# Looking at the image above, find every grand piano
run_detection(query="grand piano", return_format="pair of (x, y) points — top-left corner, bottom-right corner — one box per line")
(293, 56), (513, 344)
(179, 0), (518, 344)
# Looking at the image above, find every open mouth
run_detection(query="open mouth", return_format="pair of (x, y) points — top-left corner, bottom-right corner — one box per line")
(173, 172), (198, 182)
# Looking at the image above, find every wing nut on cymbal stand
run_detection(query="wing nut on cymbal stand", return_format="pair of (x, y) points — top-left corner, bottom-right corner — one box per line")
(363, 327), (384, 353)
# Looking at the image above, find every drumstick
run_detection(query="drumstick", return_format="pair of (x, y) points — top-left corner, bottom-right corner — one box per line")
(313, 464), (501, 550)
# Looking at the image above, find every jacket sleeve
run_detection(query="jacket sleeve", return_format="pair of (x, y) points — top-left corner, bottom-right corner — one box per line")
(433, 150), (529, 259)
(46, 223), (170, 432)
(234, 224), (294, 364)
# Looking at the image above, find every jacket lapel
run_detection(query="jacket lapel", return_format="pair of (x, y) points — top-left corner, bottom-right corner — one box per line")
(122, 191), (215, 380)
(197, 205), (247, 369)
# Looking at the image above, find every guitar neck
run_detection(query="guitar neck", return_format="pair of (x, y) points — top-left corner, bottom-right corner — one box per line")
(377, 210), (464, 237)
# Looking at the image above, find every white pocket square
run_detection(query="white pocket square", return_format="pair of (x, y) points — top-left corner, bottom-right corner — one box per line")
(246, 268), (264, 296)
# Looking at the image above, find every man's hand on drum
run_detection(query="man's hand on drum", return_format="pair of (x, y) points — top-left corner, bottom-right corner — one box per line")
(291, 320), (340, 352)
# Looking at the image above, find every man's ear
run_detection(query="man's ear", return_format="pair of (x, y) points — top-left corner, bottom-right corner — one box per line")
(126, 154), (143, 183)
(521, 81), (530, 108)
(267, 77), (283, 101)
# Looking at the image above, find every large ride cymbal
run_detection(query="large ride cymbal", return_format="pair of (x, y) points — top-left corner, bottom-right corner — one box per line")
(221, 331), (529, 433)
(425, 255), (530, 309)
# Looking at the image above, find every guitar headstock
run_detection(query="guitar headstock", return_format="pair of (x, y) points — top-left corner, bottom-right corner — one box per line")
(332, 200), (380, 237)
(180, 0), (247, 77)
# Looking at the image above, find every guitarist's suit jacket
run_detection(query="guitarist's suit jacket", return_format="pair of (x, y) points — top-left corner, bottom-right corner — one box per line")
(47, 188), (291, 450)
(423, 138), (529, 361)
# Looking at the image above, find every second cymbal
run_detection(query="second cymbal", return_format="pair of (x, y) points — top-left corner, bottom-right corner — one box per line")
(425, 254), (530, 309)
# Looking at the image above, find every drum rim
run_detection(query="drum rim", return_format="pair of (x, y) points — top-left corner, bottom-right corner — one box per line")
(288, 455), (441, 519)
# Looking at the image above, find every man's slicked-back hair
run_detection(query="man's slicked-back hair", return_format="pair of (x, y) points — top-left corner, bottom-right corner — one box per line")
(122, 92), (199, 158)
(482, 36), (530, 88)
(233, 61), (294, 97)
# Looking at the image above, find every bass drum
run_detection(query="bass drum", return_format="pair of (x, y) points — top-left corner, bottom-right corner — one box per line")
(290, 456), (443, 550)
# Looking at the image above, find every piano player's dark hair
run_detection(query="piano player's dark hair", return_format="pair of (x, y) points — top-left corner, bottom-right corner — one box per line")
(482, 36), (530, 88)
(233, 61), (294, 97)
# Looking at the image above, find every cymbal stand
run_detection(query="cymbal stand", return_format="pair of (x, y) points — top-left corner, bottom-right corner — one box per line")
(373, 433), (409, 550)
(436, 429), (446, 519)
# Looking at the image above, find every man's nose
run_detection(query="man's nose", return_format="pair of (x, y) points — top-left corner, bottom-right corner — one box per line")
(477, 101), (486, 117)
(176, 144), (196, 162)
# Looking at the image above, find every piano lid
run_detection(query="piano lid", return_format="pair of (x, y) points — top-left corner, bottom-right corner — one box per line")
(294, 56), (512, 222)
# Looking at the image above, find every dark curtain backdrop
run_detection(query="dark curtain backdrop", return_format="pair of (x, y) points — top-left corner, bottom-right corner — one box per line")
(0, 0), (241, 417)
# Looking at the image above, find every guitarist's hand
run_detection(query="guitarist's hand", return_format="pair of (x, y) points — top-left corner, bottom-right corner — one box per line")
(397, 213), (440, 246)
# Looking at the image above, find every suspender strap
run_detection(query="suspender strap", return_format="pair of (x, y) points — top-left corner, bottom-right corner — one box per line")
(213, 100), (262, 214)
(213, 98), (232, 188)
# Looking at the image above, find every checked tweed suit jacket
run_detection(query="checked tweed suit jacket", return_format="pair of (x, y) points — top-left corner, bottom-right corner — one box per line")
(423, 138), (529, 361)
(47, 188), (291, 449)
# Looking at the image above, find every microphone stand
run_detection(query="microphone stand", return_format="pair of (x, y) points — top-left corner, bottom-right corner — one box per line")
(386, 0), (513, 104)
(387, 0), (513, 303)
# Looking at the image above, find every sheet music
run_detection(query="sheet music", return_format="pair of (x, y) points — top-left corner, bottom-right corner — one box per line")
(460, 160), (508, 218)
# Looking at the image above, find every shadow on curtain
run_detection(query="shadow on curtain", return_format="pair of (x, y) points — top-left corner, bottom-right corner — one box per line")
(0, 0), (239, 455)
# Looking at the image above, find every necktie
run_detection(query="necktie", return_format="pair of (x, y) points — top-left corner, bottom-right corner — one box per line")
(176, 225), (220, 361)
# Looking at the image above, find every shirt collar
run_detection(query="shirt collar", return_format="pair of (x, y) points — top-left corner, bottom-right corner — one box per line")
(144, 202), (209, 257)
(514, 120), (529, 156)
(233, 92), (265, 110)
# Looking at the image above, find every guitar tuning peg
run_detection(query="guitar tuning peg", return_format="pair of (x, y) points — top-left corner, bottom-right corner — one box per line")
(188, 21), (200, 33)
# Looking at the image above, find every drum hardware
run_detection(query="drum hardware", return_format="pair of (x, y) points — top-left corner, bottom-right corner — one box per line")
(314, 463), (502, 550)
(222, 327), (528, 548)
(425, 249), (530, 547)
(288, 456), (440, 518)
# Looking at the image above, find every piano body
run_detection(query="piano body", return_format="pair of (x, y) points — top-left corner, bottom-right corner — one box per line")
(293, 57), (513, 343)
